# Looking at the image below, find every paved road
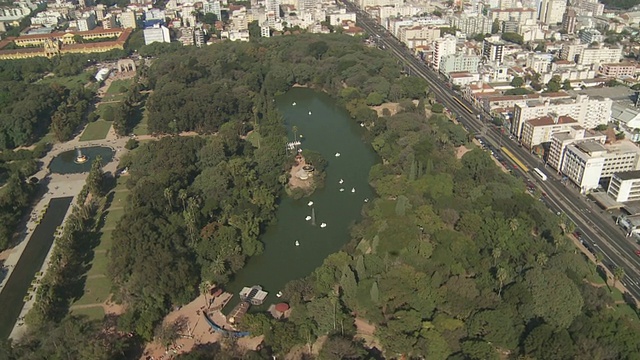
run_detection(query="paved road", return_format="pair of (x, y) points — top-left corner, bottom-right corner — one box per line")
(347, 3), (640, 300)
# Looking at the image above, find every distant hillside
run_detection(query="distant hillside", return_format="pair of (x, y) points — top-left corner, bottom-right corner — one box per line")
(601, 0), (640, 10)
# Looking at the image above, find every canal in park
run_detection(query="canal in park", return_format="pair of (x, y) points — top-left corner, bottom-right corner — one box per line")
(0, 197), (73, 339)
(225, 87), (378, 310)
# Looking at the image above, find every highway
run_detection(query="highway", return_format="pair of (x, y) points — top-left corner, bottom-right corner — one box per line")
(346, 2), (640, 301)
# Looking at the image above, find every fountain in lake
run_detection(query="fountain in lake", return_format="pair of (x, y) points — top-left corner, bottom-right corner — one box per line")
(73, 148), (88, 164)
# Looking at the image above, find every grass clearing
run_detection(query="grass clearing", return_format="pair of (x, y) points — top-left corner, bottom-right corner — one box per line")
(610, 287), (625, 302)
(104, 208), (125, 230)
(132, 105), (150, 136)
(71, 306), (105, 321)
(87, 253), (109, 276)
(246, 131), (262, 148)
(95, 103), (116, 120)
(94, 230), (113, 252)
(80, 120), (112, 141)
(73, 276), (111, 305)
(111, 190), (129, 207)
(106, 78), (133, 94)
(39, 71), (92, 88)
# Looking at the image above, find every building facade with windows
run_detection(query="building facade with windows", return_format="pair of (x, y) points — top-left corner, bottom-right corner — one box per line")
(608, 171), (640, 202)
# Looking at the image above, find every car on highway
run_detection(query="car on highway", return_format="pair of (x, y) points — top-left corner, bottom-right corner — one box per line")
(635, 250), (640, 257)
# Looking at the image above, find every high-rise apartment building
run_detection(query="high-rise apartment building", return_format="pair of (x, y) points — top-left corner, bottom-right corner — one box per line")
(432, 35), (456, 71)
(539, 0), (566, 24)
(448, 13), (492, 36)
(77, 14), (96, 31)
(512, 95), (612, 138)
(120, 11), (137, 29)
(203, 1), (222, 21)
(482, 35), (505, 64)
(143, 24), (171, 45)
(562, 8), (576, 34)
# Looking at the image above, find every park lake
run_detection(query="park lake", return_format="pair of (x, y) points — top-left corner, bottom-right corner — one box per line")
(225, 87), (379, 308)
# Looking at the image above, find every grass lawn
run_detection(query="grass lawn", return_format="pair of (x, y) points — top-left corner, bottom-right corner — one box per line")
(80, 121), (112, 142)
(586, 270), (607, 285)
(132, 105), (150, 136)
(95, 103), (116, 120)
(610, 287), (625, 302)
(101, 93), (126, 102)
(71, 306), (105, 321)
(111, 190), (129, 207)
(104, 208), (125, 229)
(95, 230), (112, 252)
(73, 276), (111, 305)
(613, 304), (639, 321)
(87, 253), (109, 277)
(107, 79), (133, 94)
(39, 71), (92, 88)
(246, 131), (262, 148)
(116, 176), (129, 188)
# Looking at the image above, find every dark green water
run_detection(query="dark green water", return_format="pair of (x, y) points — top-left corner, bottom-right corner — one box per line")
(49, 146), (114, 174)
(225, 88), (378, 309)
(0, 197), (73, 339)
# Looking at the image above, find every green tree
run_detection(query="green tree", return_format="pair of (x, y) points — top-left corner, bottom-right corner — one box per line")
(370, 281), (379, 304)
(491, 19), (500, 34)
(431, 103), (444, 113)
(545, 75), (562, 93)
(86, 155), (104, 197)
(366, 92), (384, 106)
(525, 268), (583, 328)
(501, 32), (524, 45)
(562, 79), (572, 90)
(510, 76), (524, 87)
(613, 266), (625, 288)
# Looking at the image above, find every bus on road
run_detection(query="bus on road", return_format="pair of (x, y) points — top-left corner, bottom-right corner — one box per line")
(533, 168), (548, 181)
(501, 147), (529, 172)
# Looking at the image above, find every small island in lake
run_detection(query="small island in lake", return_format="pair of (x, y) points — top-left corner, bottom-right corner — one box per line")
(286, 150), (327, 199)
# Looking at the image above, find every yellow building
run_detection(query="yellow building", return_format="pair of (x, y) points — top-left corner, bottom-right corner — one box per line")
(0, 27), (132, 60)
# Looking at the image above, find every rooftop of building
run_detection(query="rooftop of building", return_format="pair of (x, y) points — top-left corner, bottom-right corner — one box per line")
(604, 139), (640, 154)
(575, 140), (607, 154)
(614, 169), (640, 181)
(527, 115), (577, 127)
(449, 71), (476, 78)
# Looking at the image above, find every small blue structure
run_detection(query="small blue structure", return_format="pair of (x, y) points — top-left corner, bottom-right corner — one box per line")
(203, 313), (249, 338)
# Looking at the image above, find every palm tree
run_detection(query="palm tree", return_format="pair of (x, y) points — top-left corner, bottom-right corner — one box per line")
(509, 218), (519, 232)
(199, 282), (211, 309)
(491, 247), (501, 267)
(164, 188), (173, 208)
(178, 189), (188, 211)
(613, 267), (625, 288)
(535, 252), (548, 267)
(496, 266), (508, 296)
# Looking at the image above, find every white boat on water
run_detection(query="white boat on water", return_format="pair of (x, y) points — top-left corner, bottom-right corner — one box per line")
(308, 201), (314, 206)
(339, 179), (344, 184)
(351, 188), (356, 193)
(292, 102), (296, 106)
(339, 188), (345, 192)
(305, 216), (312, 221)
(335, 153), (341, 157)
(320, 223), (327, 228)
(295, 241), (300, 246)
(276, 291), (283, 298)
(360, 123), (365, 127)
(308, 111), (312, 115)
(364, 198), (369, 203)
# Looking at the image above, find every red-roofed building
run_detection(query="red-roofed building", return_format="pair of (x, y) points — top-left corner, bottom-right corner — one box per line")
(521, 114), (578, 149)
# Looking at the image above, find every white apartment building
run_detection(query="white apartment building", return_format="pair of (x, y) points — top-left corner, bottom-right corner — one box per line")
(261, 25), (270, 37)
(489, 8), (536, 24)
(539, 0), (566, 24)
(143, 24), (171, 45)
(577, 47), (622, 66)
(439, 53), (480, 74)
(327, 9), (356, 26)
(448, 72), (481, 87)
(448, 13), (492, 36)
(203, 0), (222, 21)
(512, 95), (612, 138)
(547, 126), (606, 171)
(572, 0), (604, 16)
(526, 53), (553, 73)
(399, 25), (440, 49)
(560, 42), (587, 62)
(519, 19), (546, 42)
(120, 11), (136, 29)
(432, 35), (456, 71)
(77, 14), (96, 31)
(521, 115), (578, 149)
(579, 28), (603, 44)
(102, 14), (116, 29)
(561, 140), (640, 192)
(608, 171), (640, 202)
